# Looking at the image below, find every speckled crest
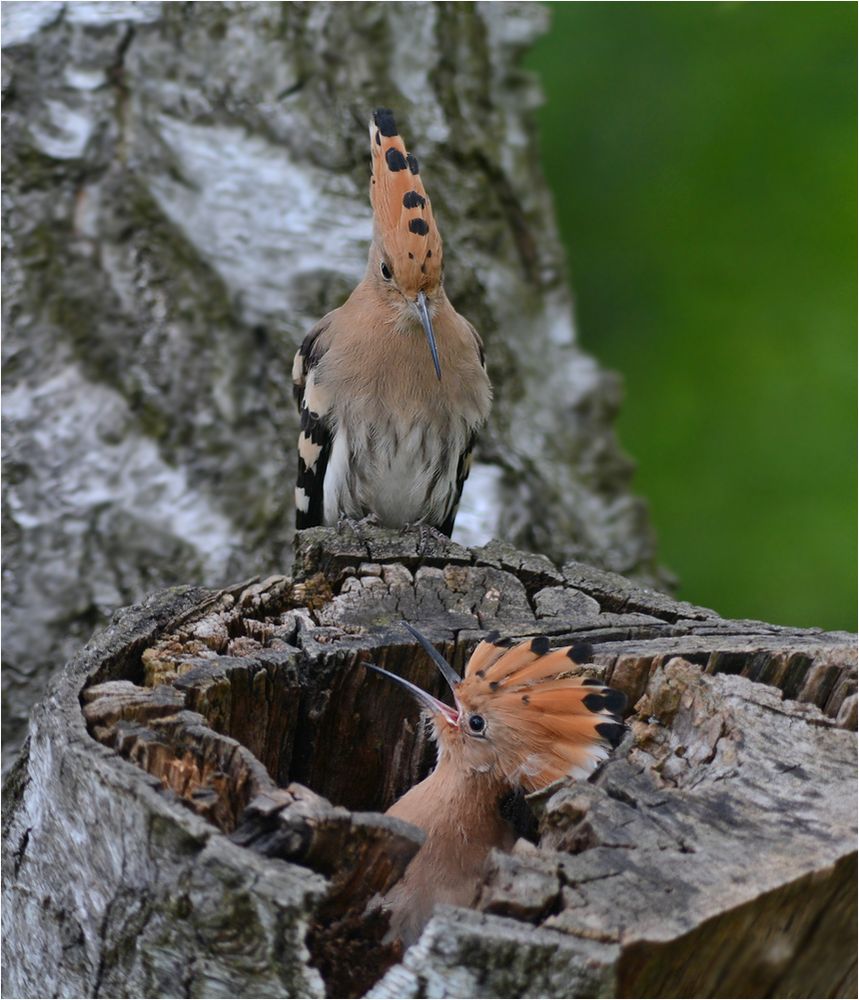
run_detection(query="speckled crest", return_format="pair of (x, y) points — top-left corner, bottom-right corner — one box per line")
(452, 635), (627, 790)
(369, 109), (443, 296)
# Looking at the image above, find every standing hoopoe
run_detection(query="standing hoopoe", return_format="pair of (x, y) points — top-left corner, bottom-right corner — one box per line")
(292, 109), (491, 534)
(365, 625), (627, 946)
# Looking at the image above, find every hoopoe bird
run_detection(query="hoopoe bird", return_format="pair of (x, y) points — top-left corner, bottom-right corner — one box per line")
(292, 109), (491, 533)
(365, 625), (627, 946)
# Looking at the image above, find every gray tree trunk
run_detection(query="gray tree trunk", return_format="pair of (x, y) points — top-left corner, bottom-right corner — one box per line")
(1, 1), (663, 770)
(3, 526), (856, 998)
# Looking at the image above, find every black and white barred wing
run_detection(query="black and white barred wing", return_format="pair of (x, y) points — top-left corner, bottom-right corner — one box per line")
(438, 434), (475, 537)
(292, 317), (333, 530)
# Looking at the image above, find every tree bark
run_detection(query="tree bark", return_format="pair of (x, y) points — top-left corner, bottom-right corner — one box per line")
(3, 527), (855, 998)
(1, 0), (662, 771)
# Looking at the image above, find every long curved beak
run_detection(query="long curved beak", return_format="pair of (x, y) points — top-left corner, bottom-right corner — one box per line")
(415, 291), (442, 381)
(400, 622), (461, 696)
(363, 663), (459, 725)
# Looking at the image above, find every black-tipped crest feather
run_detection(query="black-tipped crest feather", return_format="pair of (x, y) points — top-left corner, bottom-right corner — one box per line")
(409, 632), (628, 790)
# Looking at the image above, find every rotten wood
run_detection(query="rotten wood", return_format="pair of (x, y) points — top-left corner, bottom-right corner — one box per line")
(3, 525), (856, 998)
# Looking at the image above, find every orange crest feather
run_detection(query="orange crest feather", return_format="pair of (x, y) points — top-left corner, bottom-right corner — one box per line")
(369, 109), (443, 295)
(458, 635), (627, 791)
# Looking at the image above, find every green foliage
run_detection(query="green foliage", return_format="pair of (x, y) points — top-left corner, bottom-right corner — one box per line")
(528, 3), (856, 629)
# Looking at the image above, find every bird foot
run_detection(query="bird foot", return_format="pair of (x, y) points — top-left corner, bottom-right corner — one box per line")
(336, 511), (381, 548)
(406, 522), (451, 557)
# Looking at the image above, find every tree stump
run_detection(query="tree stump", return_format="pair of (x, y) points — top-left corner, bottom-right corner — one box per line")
(3, 527), (856, 998)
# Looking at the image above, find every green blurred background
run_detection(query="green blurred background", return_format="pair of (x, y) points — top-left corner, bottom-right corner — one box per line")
(528, 2), (856, 631)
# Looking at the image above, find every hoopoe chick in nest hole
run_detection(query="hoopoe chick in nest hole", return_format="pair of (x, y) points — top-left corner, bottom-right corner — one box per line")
(365, 625), (627, 947)
(293, 109), (491, 534)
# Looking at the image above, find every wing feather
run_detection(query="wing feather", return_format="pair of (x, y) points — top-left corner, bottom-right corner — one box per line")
(293, 316), (334, 529)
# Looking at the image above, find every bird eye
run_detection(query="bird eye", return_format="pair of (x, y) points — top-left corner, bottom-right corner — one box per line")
(380, 260), (393, 281)
(468, 714), (486, 735)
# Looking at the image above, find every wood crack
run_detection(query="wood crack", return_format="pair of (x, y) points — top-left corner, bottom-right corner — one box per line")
(6, 526), (856, 998)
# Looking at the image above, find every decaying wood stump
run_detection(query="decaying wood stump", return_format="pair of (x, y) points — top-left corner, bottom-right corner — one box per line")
(3, 527), (856, 998)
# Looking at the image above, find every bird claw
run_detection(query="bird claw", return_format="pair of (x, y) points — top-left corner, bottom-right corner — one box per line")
(334, 513), (450, 556)
(336, 511), (381, 548)
(407, 522), (451, 557)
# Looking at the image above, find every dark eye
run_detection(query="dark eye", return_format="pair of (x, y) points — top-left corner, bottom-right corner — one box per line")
(468, 714), (486, 735)
(380, 260), (393, 281)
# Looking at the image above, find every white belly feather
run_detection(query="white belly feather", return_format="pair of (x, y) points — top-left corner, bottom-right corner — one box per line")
(322, 413), (468, 528)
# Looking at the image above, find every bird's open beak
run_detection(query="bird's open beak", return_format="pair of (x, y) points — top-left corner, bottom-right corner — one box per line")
(415, 291), (442, 381)
(363, 663), (459, 725)
(362, 623), (462, 724)
(399, 623), (461, 695)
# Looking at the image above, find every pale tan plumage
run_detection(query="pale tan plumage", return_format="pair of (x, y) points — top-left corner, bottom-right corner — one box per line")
(365, 627), (627, 946)
(293, 110), (491, 533)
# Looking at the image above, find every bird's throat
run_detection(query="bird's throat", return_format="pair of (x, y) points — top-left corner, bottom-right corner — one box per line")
(387, 758), (511, 844)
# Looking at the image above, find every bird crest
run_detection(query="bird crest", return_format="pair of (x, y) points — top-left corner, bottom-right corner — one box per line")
(369, 109), (443, 298)
(367, 626), (627, 793)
